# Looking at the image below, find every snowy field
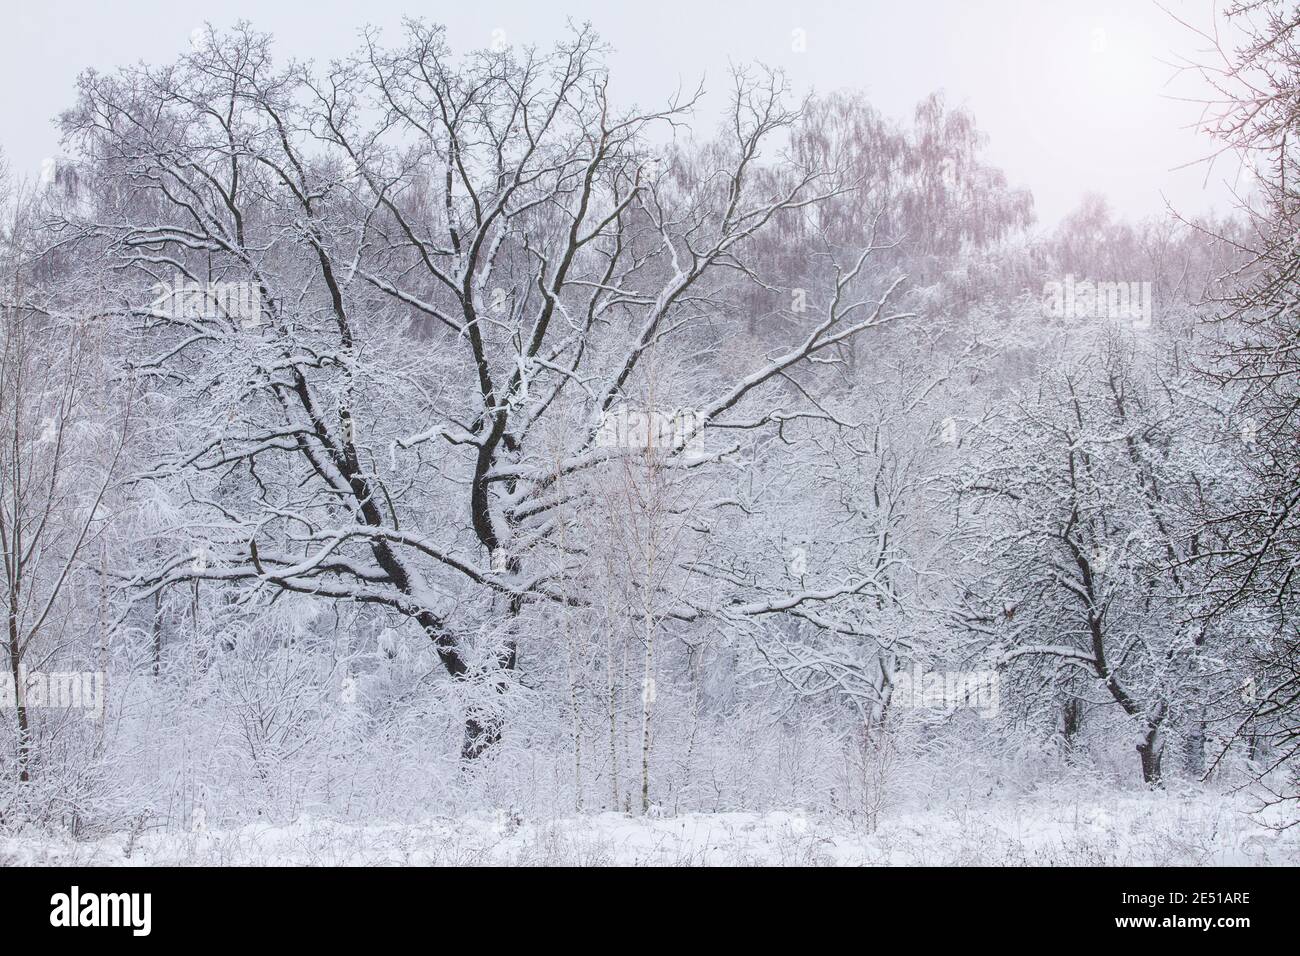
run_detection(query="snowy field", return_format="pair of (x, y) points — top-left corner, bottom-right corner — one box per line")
(4, 791), (1296, 866)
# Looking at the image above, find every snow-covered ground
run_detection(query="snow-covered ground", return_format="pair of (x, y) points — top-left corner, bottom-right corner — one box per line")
(4, 791), (1296, 866)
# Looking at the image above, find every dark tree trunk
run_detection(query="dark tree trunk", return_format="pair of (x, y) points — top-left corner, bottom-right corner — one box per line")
(1184, 719), (1206, 777)
(8, 611), (29, 783)
(1061, 698), (1082, 759)
(461, 715), (503, 761)
(1137, 732), (1164, 787)
(152, 589), (164, 678)
(459, 637), (517, 760)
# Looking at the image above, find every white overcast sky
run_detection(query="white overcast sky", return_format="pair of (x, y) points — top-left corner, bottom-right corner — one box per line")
(0, 0), (1238, 228)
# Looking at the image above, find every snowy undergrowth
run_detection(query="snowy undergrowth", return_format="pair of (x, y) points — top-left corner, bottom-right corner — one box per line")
(3, 789), (1295, 866)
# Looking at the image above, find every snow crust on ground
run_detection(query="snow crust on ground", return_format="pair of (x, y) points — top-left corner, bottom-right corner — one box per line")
(3, 791), (1296, 866)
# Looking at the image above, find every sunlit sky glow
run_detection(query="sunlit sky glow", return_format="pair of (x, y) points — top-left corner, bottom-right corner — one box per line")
(0, 0), (1238, 228)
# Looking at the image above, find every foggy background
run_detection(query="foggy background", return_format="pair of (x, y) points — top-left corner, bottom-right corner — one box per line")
(0, 0), (1237, 227)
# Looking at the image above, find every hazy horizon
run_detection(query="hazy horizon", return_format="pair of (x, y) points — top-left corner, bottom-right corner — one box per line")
(0, 0), (1241, 229)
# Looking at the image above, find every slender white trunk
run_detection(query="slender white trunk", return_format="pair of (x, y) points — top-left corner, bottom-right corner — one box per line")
(564, 624), (582, 812)
(607, 633), (619, 811)
(640, 624), (654, 815)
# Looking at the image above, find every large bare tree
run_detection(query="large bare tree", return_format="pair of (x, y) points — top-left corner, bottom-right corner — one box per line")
(55, 23), (911, 757)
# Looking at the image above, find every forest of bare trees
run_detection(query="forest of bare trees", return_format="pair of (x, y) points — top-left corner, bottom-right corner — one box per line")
(0, 3), (1297, 864)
